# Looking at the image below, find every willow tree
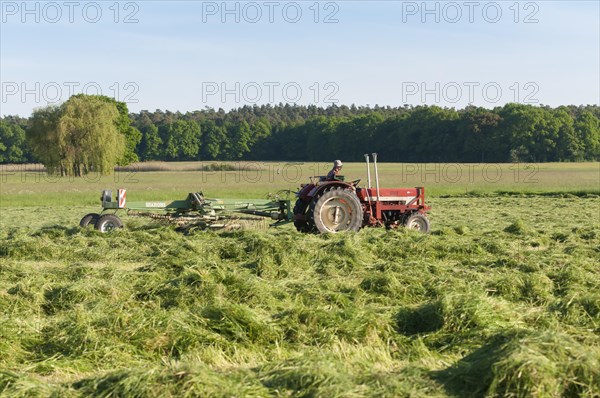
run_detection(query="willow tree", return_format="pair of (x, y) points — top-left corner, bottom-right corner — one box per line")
(27, 105), (63, 173)
(27, 95), (124, 176)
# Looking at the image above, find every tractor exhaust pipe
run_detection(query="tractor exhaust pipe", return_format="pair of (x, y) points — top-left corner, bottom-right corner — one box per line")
(372, 153), (380, 202)
(364, 153), (372, 188)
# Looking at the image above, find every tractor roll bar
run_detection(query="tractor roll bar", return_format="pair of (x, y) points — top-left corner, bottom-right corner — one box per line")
(364, 153), (372, 188)
(372, 153), (381, 202)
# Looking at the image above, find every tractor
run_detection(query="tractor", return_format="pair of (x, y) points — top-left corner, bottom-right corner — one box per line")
(293, 153), (431, 233)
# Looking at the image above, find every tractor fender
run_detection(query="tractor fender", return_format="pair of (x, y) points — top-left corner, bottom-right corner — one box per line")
(297, 184), (315, 198)
(308, 181), (354, 199)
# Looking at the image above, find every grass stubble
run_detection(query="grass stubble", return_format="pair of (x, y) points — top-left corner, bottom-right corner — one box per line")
(0, 163), (599, 397)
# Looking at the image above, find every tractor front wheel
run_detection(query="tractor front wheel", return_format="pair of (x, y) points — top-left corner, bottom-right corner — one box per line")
(312, 188), (362, 233)
(95, 214), (123, 233)
(404, 213), (430, 234)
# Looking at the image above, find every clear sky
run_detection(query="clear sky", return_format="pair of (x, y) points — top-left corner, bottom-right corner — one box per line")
(1, 0), (599, 116)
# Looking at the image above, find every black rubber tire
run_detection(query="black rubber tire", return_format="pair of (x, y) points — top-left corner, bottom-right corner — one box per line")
(293, 199), (314, 233)
(79, 213), (100, 228)
(312, 187), (362, 233)
(95, 214), (123, 233)
(404, 213), (430, 234)
(307, 188), (330, 232)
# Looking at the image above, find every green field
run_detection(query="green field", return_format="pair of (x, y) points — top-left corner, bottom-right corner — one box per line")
(1, 163), (599, 397)
(1, 162), (598, 208)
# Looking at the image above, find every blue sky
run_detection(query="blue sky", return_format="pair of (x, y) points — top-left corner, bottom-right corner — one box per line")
(1, 1), (599, 116)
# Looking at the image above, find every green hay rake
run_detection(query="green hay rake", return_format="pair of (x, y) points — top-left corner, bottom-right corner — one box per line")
(80, 189), (294, 233)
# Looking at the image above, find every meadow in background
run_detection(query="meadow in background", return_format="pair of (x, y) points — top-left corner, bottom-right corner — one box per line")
(1, 161), (598, 208)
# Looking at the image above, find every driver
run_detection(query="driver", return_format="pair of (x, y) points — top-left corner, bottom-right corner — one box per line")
(326, 160), (343, 180)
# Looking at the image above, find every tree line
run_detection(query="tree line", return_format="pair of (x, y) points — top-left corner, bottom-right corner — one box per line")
(1, 99), (599, 173)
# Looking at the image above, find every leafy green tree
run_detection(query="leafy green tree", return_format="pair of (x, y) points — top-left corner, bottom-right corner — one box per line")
(26, 106), (62, 171)
(142, 124), (162, 160)
(372, 114), (409, 161)
(330, 114), (383, 161)
(244, 118), (272, 160)
(72, 94), (141, 165)
(0, 120), (28, 163)
(200, 120), (228, 160)
(249, 118), (272, 146)
(159, 120), (201, 161)
(27, 96), (124, 176)
(137, 114), (163, 160)
(575, 111), (600, 160)
(553, 108), (582, 161)
(499, 104), (543, 162)
(224, 121), (251, 159)
(458, 106), (502, 162)
(305, 117), (338, 161)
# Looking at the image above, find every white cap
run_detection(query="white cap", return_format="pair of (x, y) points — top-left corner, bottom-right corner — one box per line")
(334, 160), (343, 167)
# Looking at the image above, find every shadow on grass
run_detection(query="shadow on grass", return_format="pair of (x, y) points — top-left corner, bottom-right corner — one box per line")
(431, 333), (512, 398)
(431, 329), (600, 398)
(394, 301), (445, 336)
(32, 225), (82, 238)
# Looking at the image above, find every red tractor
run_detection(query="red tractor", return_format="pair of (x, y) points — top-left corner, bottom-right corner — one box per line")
(293, 154), (431, 233)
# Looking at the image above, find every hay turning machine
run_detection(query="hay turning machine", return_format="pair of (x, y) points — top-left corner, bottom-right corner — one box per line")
(81, 154), (431, 234)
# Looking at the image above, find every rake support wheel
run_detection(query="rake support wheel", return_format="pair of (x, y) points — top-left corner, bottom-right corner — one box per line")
(79, 213), (100, 228)
(95, 214), (124, 233)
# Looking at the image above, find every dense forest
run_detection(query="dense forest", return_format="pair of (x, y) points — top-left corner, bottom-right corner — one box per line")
(1, 103), (599, 164)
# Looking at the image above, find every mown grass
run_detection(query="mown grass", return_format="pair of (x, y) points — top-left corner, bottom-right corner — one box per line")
(1, 195), (599, 397)
(1, 162), (598, 207)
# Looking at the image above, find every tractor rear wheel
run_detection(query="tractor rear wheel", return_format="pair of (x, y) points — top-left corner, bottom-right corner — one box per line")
(404, 213), (430, 234)
(293, 199), (314, 232)
(95, 214), (123, 233)
(312, 187), (362, 233)
(79, 213), (100, 228)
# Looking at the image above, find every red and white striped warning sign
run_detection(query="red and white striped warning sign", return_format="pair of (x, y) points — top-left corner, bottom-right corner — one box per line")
(118, 189), (127, 208)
